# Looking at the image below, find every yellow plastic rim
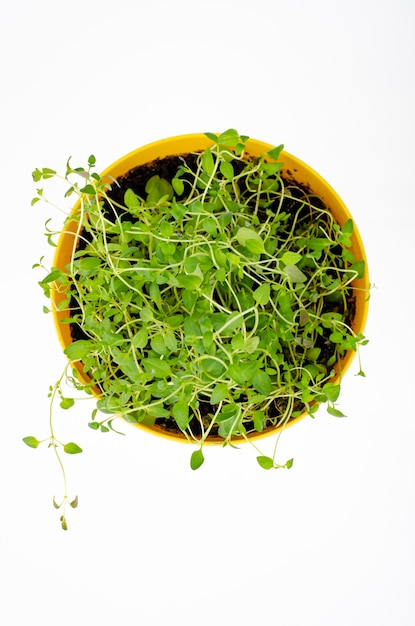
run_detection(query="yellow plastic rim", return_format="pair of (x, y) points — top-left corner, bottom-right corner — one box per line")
(52, 133), (370, 444)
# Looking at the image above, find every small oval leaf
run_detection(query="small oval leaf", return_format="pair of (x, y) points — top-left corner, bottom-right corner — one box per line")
(63, 442), (83, 454)
(219, 160), (234, 180)
(256, 455), (274, 470)
(172, 399), (190, 430)
(60, 397), (75, 410)
(201, 148), (215, 176)
(69, 496), (79, 509)
(190, 449), (205, 470)
(23, 436), (40, 449)
(64, 340), (94, 361)
(253, 283), (270, 305)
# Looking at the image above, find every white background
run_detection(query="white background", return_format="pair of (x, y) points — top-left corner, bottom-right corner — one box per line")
(1, 1), (414, 624)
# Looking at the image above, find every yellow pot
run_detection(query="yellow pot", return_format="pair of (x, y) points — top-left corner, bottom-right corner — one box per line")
(52, 133), (370, 443)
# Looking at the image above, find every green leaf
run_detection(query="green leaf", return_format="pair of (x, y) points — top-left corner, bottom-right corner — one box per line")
(235, 227), (262, 247)
(327, 406), (347, 418)
(267, 144), (284, 160)
(200, 357), (226, 378)
(172, 177), (184, 196)
(253, 410), (265, 431)
(64, 340), (94, 361)
(213, 247), (228, 268)
(226, 251), (241, 266)
(307, 238), (332, 252)
(78, 256), (101, 271)
(132, 326), (148, 349)
(202, 330), (216, 354)
(342, 248), (355, 264)
(142, 357), (172, 378)
(60, 397), (75, 410)
(23, 436), (40, 449)
(252, 370), (272, 395)
(178, 274), (203, 291)
(284, 265), (307, 283)
(217, 406), (241, 438)
(145, 175), (173, 203)
(246, 239), (265, 254)
(256, 455), (274, 469)
(63, 442), (83, 454)
(164, 328), (178, 352)
(190, 449), (205, 470)
(281, 251), (302, 266)
(160, 220), (173, 238)
(184, 255), (198, 273)
(32, 168), (42, 182)
(329, 331), (344, 343)
(348, 259), (365, 279)
(107, 419), (125, 435)
(204, 131), (219, 143)
(184, 317), (200, 339)
(111, 348), (141, 382)
(244, 336), (260, 354)
(69, 496), (79, 508)
(38, 167), (56, 180)
(210, 382), (229, 405)
(217, 129), (240, 145)
(235, 228), (265, 254)
(322, 382), (341, 403)
(202, 329), (214, 352)
(253, 282), (271, 305)
(201, 148), (215, 176)
(228, 360), (258, 385)
(228, 326), (244, 344)
(151, 334), (167, 356)
(320, 311), (343, 328)
(306, 347), (321, 361)
(342, 219), (354, 236)
(234, 142), (245, 156)
(80, 184), (96, 195)
(166, 314), (184, 328)
(124, 188), (141, 211)
(261, 162), (283, 176)
(149, 282), (161, 306)
(172, 399), (190, 430)
(39, 268), (66, 285)
(302, 363), (319, 381)
(144, 406), (169, 419)
(203, 217), (218, 236)
(139, 307), (154, 322)
(219, 160), (234, 180)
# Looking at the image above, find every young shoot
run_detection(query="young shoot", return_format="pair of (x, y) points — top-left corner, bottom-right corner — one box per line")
(26, 129), (368, 528)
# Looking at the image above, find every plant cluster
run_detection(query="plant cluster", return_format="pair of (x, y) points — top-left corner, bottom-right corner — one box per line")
(26, 129), (367, 528)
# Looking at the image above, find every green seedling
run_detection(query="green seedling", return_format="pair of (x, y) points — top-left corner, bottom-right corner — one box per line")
(26, 130), (368, 528)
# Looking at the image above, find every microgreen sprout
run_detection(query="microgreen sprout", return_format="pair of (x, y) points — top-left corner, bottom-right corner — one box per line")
(26, 130), (368, 528)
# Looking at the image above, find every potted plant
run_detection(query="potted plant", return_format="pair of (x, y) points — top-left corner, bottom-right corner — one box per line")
(26, 129), (369, 528)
